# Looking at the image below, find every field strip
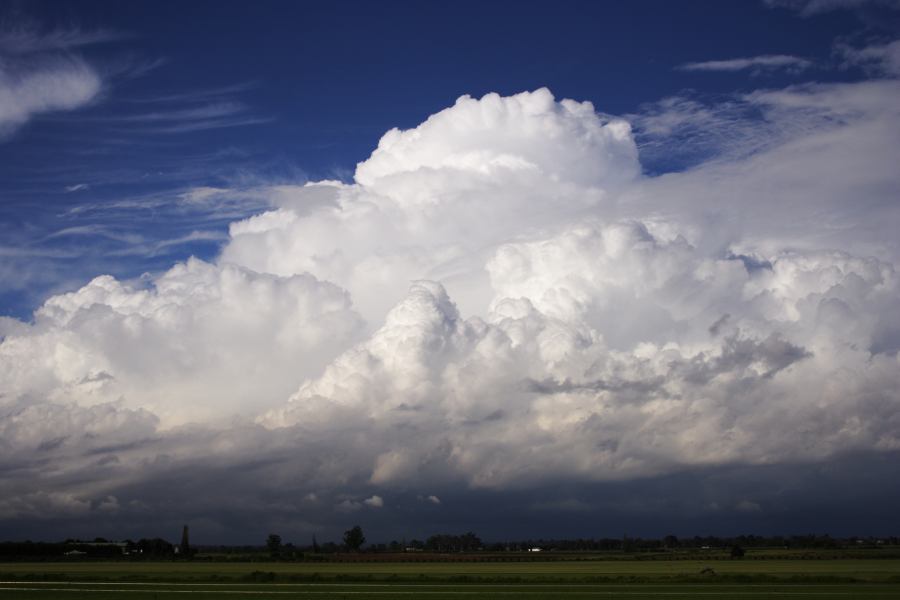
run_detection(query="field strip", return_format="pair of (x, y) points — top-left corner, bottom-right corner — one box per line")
(0, 581), (884, 587)
(0, 586), (873, 596)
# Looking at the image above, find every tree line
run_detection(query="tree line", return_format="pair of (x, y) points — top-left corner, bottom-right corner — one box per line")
(2, 532), (898, 560)
(0, 538), (185, 560)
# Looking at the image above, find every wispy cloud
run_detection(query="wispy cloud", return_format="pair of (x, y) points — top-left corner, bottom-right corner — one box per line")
(105, 102), (247, 123)
(628, 94), (783, 170)
(837, 39), (900, 76)
(0, 56), (102, 140)
(0, 17), (261, 141)
(0, 244), (80, 259)
(126, 82), (259, 104)
(135, 116), (273, 134)
(110, 230), (229, 257)
(0, 23), (128, 55)
(678, 54), (813, 73)
(0, 20), (119, 140)
(41, 224), (143, 245)
(631, 77), (900, 173)
(104, 101), (273, 134)
(765, 0), (900, 16)
(102, 85), (270, 134)
(62, 183), (275, 220)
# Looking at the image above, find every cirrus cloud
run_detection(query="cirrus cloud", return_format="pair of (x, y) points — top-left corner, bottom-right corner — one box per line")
(0, 22), (112, 140)
(678, 54), (813, 73)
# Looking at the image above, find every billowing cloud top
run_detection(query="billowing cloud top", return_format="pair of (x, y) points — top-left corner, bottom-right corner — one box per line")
(355, 88), (638, 190)
(1, 87), (899, 535)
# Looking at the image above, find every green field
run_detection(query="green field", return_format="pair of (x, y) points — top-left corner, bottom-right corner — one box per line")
(2, 559), (899, 599)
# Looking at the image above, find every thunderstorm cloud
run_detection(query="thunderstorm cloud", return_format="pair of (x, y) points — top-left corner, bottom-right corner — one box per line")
(1, 82), (899, 540)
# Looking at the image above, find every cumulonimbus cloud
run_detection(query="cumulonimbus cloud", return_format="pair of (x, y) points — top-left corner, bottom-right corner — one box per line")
(1, 86), (898, 522)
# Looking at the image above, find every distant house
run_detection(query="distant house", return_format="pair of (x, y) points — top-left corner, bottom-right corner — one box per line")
(64, 550), (86, 556)
(528, 547), (542, 552)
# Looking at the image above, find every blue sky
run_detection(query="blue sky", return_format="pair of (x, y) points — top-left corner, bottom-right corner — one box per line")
(1, 0), (900, 543)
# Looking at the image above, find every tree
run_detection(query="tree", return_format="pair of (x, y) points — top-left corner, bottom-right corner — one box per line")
(343, 525), (365, 551)
(266, 533), (283, 557)
(730, 544), (745, 559)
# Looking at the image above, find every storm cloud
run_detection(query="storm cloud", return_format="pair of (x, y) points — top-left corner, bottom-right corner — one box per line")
(1, 83), (899, 542)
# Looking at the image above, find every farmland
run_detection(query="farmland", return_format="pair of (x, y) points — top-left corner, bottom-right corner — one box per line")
(2, 556), (900, 599)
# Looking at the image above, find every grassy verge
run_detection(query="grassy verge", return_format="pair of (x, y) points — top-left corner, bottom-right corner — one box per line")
(2, 558), (900, 584)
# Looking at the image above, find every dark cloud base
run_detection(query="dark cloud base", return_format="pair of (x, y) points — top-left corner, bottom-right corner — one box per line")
(3, 451), (897, 545)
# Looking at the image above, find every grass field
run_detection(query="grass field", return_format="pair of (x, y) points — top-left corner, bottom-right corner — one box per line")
(2, 559), (899, 599)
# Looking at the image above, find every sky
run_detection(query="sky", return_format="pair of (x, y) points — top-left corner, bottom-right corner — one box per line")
(1, 0), (899, 545)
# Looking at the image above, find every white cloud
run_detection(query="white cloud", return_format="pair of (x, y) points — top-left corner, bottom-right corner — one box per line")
(222, 89), (638, 325)
(632, 79), (900, 261)
(838, 39), (900, 76)
(0, 56), (102, 139)
(363, 495), (384, 508)
(679, 54), (813, 73)
(355, 88), (638, 191)
(1, 83), (899, 515)
(0, 21), (118, 139)
(259, 227), (900, 487)
(1, 258), (363, 426)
